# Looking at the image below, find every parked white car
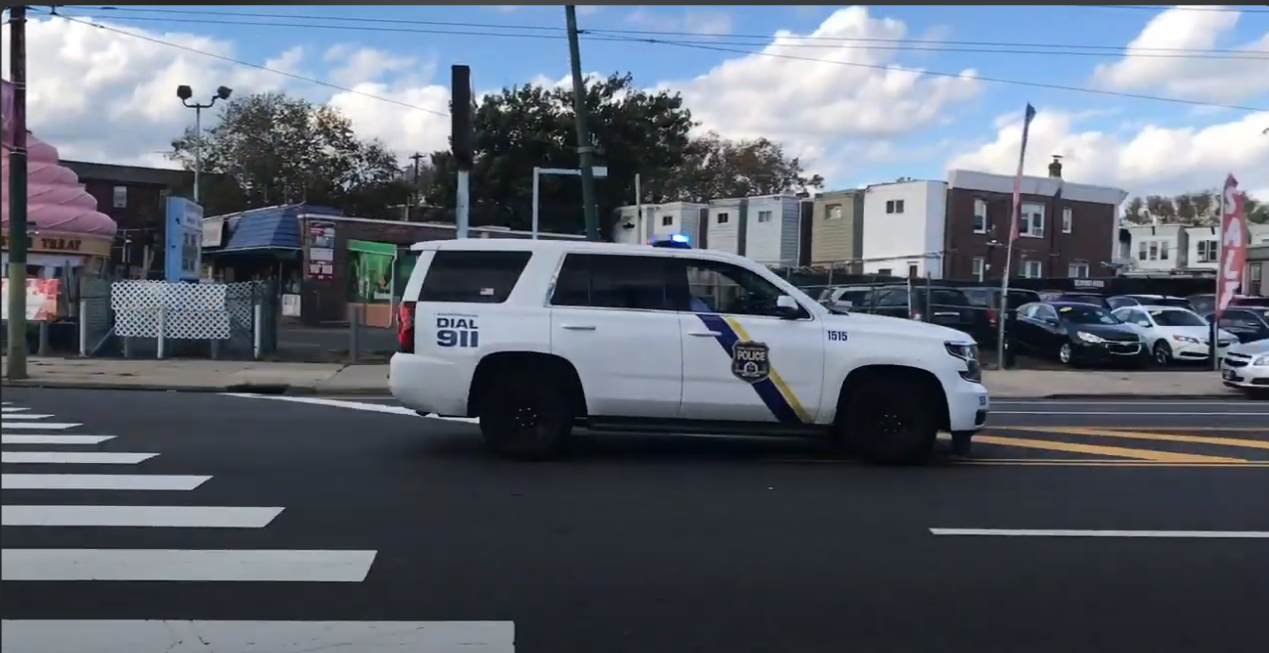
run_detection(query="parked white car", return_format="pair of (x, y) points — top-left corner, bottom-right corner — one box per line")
(1220, 338), (1269, 396)
(1111, 305), (1238, 365)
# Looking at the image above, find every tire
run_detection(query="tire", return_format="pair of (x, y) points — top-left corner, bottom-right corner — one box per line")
(477, 367), (574, 460)
(841, 373), (939, 465)
(1058, 343), (1075, 366)
(1152, 341), (1173, 366)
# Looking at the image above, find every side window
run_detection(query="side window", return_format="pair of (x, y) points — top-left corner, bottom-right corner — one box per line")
(550, 253), (674, 311)
(415, 250), (532, 304)
(875, 289), (909, 307)
(1037, 306), (1057, 322)
(679, 259), (803, 318)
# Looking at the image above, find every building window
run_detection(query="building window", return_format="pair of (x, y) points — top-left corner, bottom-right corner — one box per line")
(1062, 207), (1072, 233)
(661, 215), (673, 226)
(1140, 240), (1170, 262)
(972, 199), (987, 233)
(908, 263), (919, 278)
(1197, 239), (1217, 263)
(827, 204), (842, 220)
(1022, 260), (1043, 278)
(1251, 263), (1263, 283)
(716, 212), (730, 225)
(885, 199), (905, 214)
(757, 210), (773, 223)
(112, 185), (128, 208)
(1138, 241), (1148, 261)
(971, 257), (985, 281)
(1019, 203), (1044, 238)
(877, 268), (893, 276)
(1160, 241), (1169, 260)
(1068, 262), (1090, 278)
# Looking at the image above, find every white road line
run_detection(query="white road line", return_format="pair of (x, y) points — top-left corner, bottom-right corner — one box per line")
(1, 421), (83, 430)
(930, 528), (1269, 538)
(2, 474), (211, 491)
(2, 406), (29, 413)
(2, 435), (115, 445)
(1, 505), (283, 528)
(0, 619), (515, 653)
(1, 452), (155, 464)
(1, 413), (56, 420)
(993, 411), (1269, 416)
(1, 549), (379, 582)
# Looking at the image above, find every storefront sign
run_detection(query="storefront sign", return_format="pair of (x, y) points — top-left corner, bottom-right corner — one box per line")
(0, 278), (60, 322)
(305, 220), (336, 280)
(202, 215), (225, 248)
(1, 232), (113, 258)
(165, 197), (204, 281)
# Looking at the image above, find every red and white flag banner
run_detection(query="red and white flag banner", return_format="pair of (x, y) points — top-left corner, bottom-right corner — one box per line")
(1218, 174), (1247, 314)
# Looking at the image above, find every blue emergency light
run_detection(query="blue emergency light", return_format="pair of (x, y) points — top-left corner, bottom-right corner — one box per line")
(649, 234), (692, 249)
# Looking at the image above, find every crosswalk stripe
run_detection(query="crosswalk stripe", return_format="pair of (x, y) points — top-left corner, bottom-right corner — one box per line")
(1, 549), (379, 582)
(1, 413), (56, 420)
(1, 505), (283, 528)
(2, 435), (116, 445)
(2, 406), (29, 413)
(0, 619), (515, 652)
(1, 421), (83, 430)
(1, 452), (156, 464)
(2, 474), (211, 491)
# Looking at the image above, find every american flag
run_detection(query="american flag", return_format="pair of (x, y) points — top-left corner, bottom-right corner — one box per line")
(1009, 103), (1038, 242)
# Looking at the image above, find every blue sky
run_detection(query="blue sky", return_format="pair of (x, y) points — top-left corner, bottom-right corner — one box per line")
(8, 5), (1269, 197)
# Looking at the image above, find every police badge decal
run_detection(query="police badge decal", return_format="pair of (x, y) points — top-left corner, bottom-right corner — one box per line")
(730, 340), (771, 384)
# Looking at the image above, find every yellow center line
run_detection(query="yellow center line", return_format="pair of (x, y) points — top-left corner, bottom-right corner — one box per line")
(954, 433), (1246, 463)
(959, 460), (1269, 467)
(1007, 427), (1269, 451)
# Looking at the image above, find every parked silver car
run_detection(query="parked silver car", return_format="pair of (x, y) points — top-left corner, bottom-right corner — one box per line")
(1220, 338), (1269, 397)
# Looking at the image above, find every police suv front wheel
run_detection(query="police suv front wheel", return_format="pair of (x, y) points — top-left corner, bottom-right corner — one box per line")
(478, 370), (574, 460)
(841, 374), (939, 465)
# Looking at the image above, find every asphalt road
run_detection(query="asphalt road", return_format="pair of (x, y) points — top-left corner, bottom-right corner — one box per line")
(2, 389), (1267, 653)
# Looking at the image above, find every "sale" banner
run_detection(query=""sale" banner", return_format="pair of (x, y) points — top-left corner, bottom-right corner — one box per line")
(1217, 174), (1247, 314)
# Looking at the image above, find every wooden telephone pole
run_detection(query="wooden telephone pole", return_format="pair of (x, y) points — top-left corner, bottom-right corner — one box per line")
(6, 5), (30, 379)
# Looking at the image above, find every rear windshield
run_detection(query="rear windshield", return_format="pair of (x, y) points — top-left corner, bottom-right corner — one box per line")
(1056, 294), (1106, 306)
(415, 250), (533, 304)
(1146, 297), (1193, 308)
(1058, 305), (1120, 325)
(1149, 309), (1205, 327)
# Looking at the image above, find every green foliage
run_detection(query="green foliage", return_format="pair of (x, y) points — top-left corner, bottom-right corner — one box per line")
(168, 92), (409, 217)
(1122, 190), (1267, 225)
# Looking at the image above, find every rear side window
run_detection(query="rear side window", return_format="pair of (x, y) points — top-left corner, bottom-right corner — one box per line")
(415, 250), (532, 304)
(927, 289), (969, 306)
(551, 253), (674, 311)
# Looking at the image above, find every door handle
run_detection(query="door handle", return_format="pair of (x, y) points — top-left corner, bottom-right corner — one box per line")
(561, 324), (596, 331)
(688, 330), (721, 337)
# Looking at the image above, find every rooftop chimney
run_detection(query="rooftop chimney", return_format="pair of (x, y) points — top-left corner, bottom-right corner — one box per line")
(1048, 155), (1063, 179)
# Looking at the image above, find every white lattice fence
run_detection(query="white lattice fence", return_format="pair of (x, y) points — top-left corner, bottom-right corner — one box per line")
(111, 280), (253, 340)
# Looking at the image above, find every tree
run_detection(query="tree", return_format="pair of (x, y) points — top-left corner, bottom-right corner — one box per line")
(421, 72), (820, 236)
(169, 92), (407, 217)
(1122, 196), (1147, 224)
(1244, 194), (1268, 225)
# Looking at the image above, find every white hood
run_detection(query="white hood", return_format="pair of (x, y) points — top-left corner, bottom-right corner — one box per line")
(1230, 338), (1269, 356)
(826, 311), (974, 344)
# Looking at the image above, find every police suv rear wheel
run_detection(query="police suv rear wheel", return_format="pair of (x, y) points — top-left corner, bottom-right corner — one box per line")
(843, 375), (938, 465)
(478, 370), (573, 460)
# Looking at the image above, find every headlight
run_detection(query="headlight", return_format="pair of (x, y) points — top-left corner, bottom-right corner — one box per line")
(1254, 355), (1269, 366)
(946, 342), (981, 383)
(1172, 335), (1201, 344)
(1075, 331), (1104, 344)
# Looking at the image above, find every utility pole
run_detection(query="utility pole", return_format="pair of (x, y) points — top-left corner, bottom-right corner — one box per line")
(6, 4), (30, 379)
(408, 152), (424, 206)
(451, 66), (473, 238)
(565, 5), (600, 241)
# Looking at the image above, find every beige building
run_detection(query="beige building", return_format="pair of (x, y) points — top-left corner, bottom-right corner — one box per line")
(810, 189), (864, 268)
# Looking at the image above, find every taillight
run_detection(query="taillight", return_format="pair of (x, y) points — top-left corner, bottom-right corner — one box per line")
(986, 308), (998, 326)
(910, 311), (923, 321)
(397, 302), (416, 353)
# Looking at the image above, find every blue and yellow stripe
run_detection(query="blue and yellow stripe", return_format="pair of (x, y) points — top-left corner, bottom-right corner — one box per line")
(694, 313), (812, 424)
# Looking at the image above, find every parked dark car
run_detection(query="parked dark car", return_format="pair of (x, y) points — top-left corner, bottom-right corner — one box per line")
(847, 284), (977, 335)
(1204, 307), (1269, 343)
(962, 287), (1042, 342)
(1107, 294), (1193, 310)
(1013, 301), (1145, 367)
(1040, 292), (1112, 308)
(819, 285), (874, 310)
(1189, 293), (1269, 315)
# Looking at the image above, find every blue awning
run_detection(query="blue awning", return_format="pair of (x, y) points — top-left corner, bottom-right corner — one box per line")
(206, 204), (340, 254)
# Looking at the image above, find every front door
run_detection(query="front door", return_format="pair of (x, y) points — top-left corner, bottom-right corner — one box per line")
(673, 259), (825, 425)
(548, 251), (684, 419)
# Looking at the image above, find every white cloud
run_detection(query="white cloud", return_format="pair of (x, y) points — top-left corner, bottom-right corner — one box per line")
(946, 109), (1269, 197)
(1091, 5), (1269, 104)
(626, 8), (734, 36)
(0, 16), (451, 169)
(665, 6), (980, 179)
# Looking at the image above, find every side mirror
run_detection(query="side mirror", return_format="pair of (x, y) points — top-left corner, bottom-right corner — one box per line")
(775, 294), (801, 319)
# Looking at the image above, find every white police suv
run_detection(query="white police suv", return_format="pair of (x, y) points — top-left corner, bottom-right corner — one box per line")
(389, 237), (989, 464)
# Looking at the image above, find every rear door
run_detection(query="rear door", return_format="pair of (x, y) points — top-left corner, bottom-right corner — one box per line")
(548, 252), (684, 418)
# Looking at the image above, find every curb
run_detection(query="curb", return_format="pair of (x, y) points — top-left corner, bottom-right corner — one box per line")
(0, 379), (389, 397)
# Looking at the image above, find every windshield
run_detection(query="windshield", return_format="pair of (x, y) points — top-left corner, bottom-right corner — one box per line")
(1060, 294), (1106, 306)
(1058, 305), (1120, 325)
(1149, 310), (1205, 327)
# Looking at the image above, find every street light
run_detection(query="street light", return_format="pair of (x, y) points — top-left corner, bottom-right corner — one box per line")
(531, 165), (609, 239)
(176, 84), (232, 202)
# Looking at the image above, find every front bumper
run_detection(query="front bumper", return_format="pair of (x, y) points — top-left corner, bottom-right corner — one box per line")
(947, 382), (989, 432)
(1171, 340), (1233, 360)
(1221, 359), (1269, 388)
(1072, 340), (1143, 362)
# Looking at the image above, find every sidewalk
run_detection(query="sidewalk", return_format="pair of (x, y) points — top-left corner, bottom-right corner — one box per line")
(0, 357), (1243, 398)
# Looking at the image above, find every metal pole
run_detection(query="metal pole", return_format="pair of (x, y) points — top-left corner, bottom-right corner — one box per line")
(565, 5), (600, 242)
(1212, 189), (1224, 370)
(456, 170), (470, 239)
(635, 173), (642, 240)
(531, 166), (541, 239)
(193, 105), (202, 203)
(6, 5), (30, 380)
(78, 298), (89, 357)
(253, 302), (263, 360)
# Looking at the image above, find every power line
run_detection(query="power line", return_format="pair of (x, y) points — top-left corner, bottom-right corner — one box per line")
(54, 12), (1269, 61)
(43, 10), (450, 116)
(64, 5), (1266, 56)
